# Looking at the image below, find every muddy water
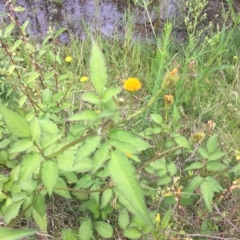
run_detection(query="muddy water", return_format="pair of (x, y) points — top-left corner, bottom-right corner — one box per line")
(0, 0), (180, 42)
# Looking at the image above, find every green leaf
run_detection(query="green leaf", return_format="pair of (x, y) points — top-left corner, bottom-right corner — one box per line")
(123, 228), (142, 239)
(4, 200), (24, 223)
(92, 142), (109, 174)
(109, 129), (151, 151)
(160, 209), (171, 230)
(206, 176), (223, 193)
(200, 180), (214, 211)
(185, 162), (202, 171)
(32, 209), (47, 232)
(184, 176), (203, 195)
(10, 138), (33, 153)
(90, 40), (107, 96)
(20, 179), (37, 192)
(33, 194), (46, 218)
(79, 219), (93, 240)
(18, 152), (42, 184)
(206, 134), (218, 154)
(109, 139), (139, 154)
(10, 39), (23, 52)
(4, 23), (15, 37)
(68, 110), (98, 121)
(14, 6), (25, 11)
(75, 135), (101, 165)
(25, 71), (40, 84)
(0, 138), (11, 148)
(0, 228), (37, 240)
(229, 163), (240, 173)
(95, 221), (113, 239)
(171, 133), (189, 148)
(39, 119), (58, 134)
(41, 88), (52, 105)
(167, 162), (177, 175)
(206, 161), (226, 171)
(81, 92), (100, 104)
(118, 208), (130, 229)
(42, 161), (58, 196)
(102, 87), (121, 102)
(151, 113), (163, 125)
(40, 134), (62, 149)
(208, 151), (226, 161)
(158, 175), (171, 186)
(0, 104), (30, 137)
(198, 147), (209, 158)
(62, 229), (78, 240)
(30, 117), (41, 140)
(54, 177), (71, 198)
(101, 189), (113, 209)
(108, 151), (154, 228)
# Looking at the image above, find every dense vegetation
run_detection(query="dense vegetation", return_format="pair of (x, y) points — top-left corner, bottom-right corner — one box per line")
(0, 0), (240, 239)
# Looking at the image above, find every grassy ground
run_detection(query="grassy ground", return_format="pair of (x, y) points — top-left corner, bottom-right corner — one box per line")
(1, 0), (240, 239)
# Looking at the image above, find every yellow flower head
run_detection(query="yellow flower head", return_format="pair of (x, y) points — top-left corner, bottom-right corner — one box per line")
(155, 213), (161, 223)
(123, 78), (142, 92)
(233, 56), (238, 60)
(126, 153), (132, 157)
(162, 68), (180, 89)
(80, 76), (88, 82)
(163, 95), (174, 107)
(191, 132), (205, 143)
(65, 56), (72, 62)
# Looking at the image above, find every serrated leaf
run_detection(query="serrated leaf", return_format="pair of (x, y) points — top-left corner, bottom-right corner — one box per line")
(20, 179), (37, 192)
(109, 151), (154, 228)
(206, 176), (223, 192)
(68, 110), (98, 121)
(18, 152), (42, 184)
(32, 209), (47, 232)
(198, 147), (209, 158)
(54, 177), (71, 198)
(57, 149), (76, 172)
(42, 161), (58, 196)
(4, 200), (24, 223)
(185, 162), (202, 171)
(151, 113), (163, 125)
(30, 117), (41, 140)
(33, 194), (46, 218)
(229, 163), (240, 173)
(102, 87), (121, 102)
(109, 129), (151, 151)
(10, 39), (23, 52)
(200, 180), (214, 211)
(10, 138), (33, 153)
(0, 228), (37, 240)
(158, 175), (171, 186)
(206, 161), (226, 171)
(26, 71), (40, 83)
(208, 151), (226, 161)
(101, 189), (113, 209)
(62, 229), (78, 240)
(39, 119), (58, 134)
(118, 208), (130, 229)
(90, 40), (107, 96)
(92, 142), (109, 174)
(75, 174), (94, 189)
(40, 134), (62, 149)
(79, 219), (93, 240)
(110, 139), (139, 154)
(206, 134), (218, 154)
(171, 133), (189, 148)
(41, 88), (52, 105)
(0, 104), (30, 137)
(168, 162), (177, 175)
(123, 228), (142, 239)
(160, 209), (171, 230)
(95, 221), (113, 239)
(184, 176), (204, 195)
(0, 138), (11, 148)
(81, 92), (100, 104)
(75, 135), (101, 165)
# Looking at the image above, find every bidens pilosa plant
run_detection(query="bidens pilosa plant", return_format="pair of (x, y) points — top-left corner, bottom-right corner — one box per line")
(1, 24), (240, 239)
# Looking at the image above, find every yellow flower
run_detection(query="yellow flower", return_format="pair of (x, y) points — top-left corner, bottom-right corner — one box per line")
(126, 153), (132, 157)
(65, 56), (72, 62)
(163, 95), (174, 106)
(96, 109), (101, 114)
(80, 76), (88, 82)
(162, 68), (180, 89)
(123, 78), (142, 92)
(233, 56), (238, 60)
(155, 213), (161, 223)
(191, 132), (205, 143)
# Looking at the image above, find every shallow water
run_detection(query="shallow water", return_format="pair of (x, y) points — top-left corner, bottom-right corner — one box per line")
(0, 0), (180, 42)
